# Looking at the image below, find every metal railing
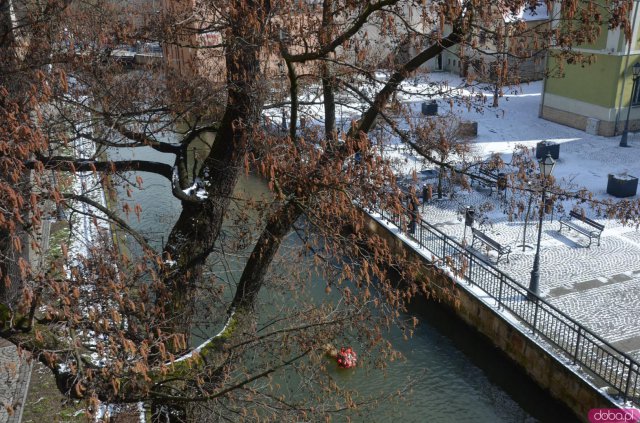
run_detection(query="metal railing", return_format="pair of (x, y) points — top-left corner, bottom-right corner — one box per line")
(371, 204), (640, 406)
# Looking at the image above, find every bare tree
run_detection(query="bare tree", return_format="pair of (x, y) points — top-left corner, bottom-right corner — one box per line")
(1, 0), (635, 420)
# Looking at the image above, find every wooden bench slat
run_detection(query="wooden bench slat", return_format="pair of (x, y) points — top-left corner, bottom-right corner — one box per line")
(561, 221), (592, 236)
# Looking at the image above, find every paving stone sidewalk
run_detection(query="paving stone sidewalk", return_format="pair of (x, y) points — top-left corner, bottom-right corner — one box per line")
(414, 187), (640, 363)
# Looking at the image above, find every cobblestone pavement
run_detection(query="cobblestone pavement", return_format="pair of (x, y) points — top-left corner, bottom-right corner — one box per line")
(0, 340), (32, 423)
(416, 186), (640, 362)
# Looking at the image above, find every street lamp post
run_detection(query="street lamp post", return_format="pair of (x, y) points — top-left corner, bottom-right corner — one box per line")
(620, 62), (640, 147)
(528, 152), (556, 300)
(48, 145), (66, 221)
(277, 62), (287, 132)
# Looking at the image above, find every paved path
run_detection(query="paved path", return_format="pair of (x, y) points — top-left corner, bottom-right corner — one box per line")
(415, 185), (640, 362)
(0, 340), (32, 423)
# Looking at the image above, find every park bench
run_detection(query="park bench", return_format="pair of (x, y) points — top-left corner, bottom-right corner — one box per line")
(558, 210), (604, 247)
(471, 227), (511, 263)
(470, 166), (499, 194)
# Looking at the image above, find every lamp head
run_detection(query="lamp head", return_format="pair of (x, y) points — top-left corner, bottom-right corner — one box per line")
(538, 152), (556, 178)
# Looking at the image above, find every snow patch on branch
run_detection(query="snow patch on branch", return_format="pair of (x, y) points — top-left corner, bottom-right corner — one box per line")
(171, 167), (208, 202)
(182, 178), (208, 200)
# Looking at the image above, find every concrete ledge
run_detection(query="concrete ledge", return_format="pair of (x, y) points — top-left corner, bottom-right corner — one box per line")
(363, 211), (619, 422)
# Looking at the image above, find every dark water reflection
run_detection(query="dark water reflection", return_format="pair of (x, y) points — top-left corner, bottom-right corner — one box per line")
(110, 146), (578, 422)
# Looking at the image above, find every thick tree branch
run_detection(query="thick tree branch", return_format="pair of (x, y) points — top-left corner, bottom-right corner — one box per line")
(29, 157), (174, 181)
(285, 58), (299, 142)
(108, 122), (182, 154)
(284, 0), (400, 63)
(231, 199), (302, 312)
(75, 131), (181, 154)
(356, 29), (464, 134)
(63, 193), (155, 253)
(230, 30), (467, 314)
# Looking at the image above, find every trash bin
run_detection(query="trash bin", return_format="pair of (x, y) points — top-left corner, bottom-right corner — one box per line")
(465, 207), (475, 226)
(497, 173), (507, 191)
(421, 100), (438, 116)
(535, 140), (560, 160)
(607, 174), (638, 198)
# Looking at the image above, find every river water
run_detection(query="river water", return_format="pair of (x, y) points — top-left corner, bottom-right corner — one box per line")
(111, 146), (578, 422)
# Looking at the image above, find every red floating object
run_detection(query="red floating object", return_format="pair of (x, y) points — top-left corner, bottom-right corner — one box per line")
(336, 346), (357, 369)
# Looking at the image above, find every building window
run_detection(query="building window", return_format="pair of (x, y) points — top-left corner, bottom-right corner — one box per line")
(633, 81), (640, 106)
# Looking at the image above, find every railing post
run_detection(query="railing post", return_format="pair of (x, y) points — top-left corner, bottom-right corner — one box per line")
(624, 360), (635, 403)
(532, 298), (539, 337)
(497, 273), (504, 309)
(573, 327), (582, 364)
(467, 254), (473, 284)
(441, 237), (446, 260)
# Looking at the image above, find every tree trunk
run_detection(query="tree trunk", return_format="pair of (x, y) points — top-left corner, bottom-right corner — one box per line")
(322, 64), (337, 140)
(321, 0), (336, 140)
(159, 0), (266, 336)
(232, 200), (302, 312)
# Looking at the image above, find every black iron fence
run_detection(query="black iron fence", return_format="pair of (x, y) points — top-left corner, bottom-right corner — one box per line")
(372, 205), (640, 406)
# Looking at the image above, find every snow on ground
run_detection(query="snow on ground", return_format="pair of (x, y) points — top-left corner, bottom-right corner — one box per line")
(375, 74), (640, 367)
(392, 74), (640, 199)
(285, 71), (640, 199)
